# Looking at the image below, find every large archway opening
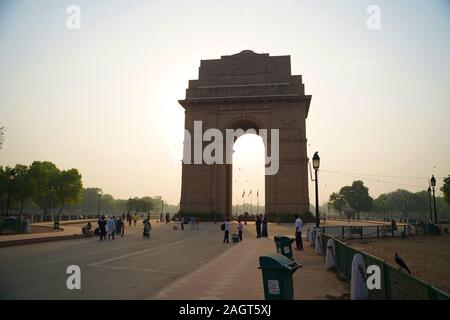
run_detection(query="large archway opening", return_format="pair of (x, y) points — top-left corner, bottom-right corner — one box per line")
(232, 133), (265, 219)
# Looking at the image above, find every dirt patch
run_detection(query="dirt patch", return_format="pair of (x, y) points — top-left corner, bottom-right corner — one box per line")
(346, 234), (450, 293)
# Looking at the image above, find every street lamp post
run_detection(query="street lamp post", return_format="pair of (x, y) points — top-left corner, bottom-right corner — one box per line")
(427, 186), (433, 222)
(382, 198), (386, 221)
(49, 186), (54, 220)
(431, 175), (438, 224)
(312, 152), (320, 228)
(97, 192), (102, 216)
(6, 169), (16, 217)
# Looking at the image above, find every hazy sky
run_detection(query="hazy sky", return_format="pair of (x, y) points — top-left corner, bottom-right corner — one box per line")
(1, 0), (449, 206)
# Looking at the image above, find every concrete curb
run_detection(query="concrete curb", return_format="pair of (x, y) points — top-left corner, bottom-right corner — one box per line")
(0, 233), (87, 248)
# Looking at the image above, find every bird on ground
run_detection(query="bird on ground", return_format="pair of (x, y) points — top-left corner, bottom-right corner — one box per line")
(395, 253), (411, 274)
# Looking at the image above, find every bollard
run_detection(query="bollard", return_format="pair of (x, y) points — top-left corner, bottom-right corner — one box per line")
(315, 232), (323, 255)
(325, 239), (336, 270)
(351, 254), (369, 300)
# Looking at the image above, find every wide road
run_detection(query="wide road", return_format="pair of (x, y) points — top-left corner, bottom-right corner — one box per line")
(0, 221), (231, 299)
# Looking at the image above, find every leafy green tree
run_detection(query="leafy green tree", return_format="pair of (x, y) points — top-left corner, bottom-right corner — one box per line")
(81, 188), (102, 214)
(12, 164), (37, 214)
(441, 175), (450, 206)
(54, 169), (83, 214)
(340, 180), (373, 219)
(139, 197), (154, 214)
(329, 192), (346, 218)
(28, 161), (60, 214)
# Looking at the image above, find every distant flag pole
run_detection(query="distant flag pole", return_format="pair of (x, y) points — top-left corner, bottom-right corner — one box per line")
(249, 190), (253, 216)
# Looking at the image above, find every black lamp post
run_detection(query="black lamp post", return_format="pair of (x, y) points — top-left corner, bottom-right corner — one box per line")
(6, 169), (16, 217)
(49, 185), (54, 218)
(312, 152), (320, 228)
(431, 175), (437, 224)
(427, 186), (433, 222)
(382, 198), (386, 221)
(97, 192), (102, 216)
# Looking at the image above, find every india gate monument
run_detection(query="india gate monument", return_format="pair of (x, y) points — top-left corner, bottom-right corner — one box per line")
(179, 50), (312, 218)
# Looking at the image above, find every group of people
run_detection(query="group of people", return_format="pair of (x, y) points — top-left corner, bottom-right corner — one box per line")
(220, 213), (304, 252)
(255, 214), (268, 238)
(94, 214), (153, 240)
(96, 215), (126, 240)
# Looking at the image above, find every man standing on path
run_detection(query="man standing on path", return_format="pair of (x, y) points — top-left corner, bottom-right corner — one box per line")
(223, 217), (231, 243)
(255, 215), (262, 238)
(294, 214), (303, 250)
(237, 219), (243, 241)
(180, 214), (185, 230)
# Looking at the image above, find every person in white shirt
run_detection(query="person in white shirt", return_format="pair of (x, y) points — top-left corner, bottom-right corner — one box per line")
(294, 214), (303, 250)
(223, 217), (231, 243)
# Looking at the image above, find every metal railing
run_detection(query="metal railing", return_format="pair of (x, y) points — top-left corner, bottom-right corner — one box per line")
(320, 233), (450, 300)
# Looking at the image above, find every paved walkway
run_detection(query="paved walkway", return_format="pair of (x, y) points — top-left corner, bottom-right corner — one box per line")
(150, 222), (348, 300)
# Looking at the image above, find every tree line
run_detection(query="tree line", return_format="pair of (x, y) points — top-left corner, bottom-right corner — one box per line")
(327, 178), (450, 220)
(0, 162), (176, 216)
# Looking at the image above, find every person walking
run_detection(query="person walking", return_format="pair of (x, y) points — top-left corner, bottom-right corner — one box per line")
(98, 215), (107, 241)
(255, 215), (262, 238)
(237, 219), (244, 241)
(115, 217), (122, 236)
(223, 217), (231, 243)
(261, 216), (268, 238)
(107, 216), (115, 240)
(143, 218), (151, 239)
(180, 214), (185, 230)
(120, 217), (125, 237)
(294, 214), (303, 250)
(127, 213), (132, 226)
(133, 213), (138, 226)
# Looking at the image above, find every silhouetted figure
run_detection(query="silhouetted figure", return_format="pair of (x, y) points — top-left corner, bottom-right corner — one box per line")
(237, 219), (243, 241)
(98, 215), (107, 241)
(255, 215), (262, 238)
(223, 217), (231, 243)
(294, 214), (303, 250)
(261, 216), (268, 237)
(395, 253), (411, 274)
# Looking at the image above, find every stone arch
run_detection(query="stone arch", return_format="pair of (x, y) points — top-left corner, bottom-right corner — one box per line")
(179, 51), (312, 219)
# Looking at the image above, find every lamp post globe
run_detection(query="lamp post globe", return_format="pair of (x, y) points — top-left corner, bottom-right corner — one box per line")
(312, 152), (320, 170)
(430, 175), (436, 188)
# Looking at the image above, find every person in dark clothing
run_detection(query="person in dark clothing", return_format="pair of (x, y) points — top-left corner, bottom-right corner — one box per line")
(261, 216), (268, 237)
(255, 215), (262, 238)
(98, 215), (107, 241)
(294, 214), (303, 250)
(237, 219), (244, 241)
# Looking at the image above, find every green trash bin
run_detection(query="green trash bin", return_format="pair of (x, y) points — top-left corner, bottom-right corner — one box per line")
(274, 235), (295, 260)
(258, 254), (302, 300)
